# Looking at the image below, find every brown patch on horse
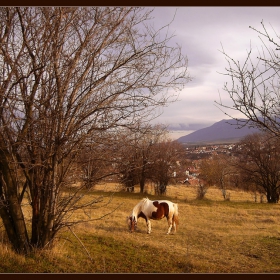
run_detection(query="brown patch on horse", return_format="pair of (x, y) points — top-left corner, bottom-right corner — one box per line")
(138, 211), (147, 222)
(153, 201), (160, 208)
(152, 201), (169, 219)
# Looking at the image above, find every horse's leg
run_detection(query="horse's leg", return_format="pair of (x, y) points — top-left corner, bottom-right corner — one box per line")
(172, 215), (176, 233)
(146, 219), (151, 234)
(166, 217), (173, 234)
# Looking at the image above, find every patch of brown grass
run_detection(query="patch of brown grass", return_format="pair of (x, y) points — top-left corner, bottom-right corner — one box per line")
(1, 183), (280, 273)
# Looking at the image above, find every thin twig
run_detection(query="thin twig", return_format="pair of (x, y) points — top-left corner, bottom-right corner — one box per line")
(67, 226), (94, 263)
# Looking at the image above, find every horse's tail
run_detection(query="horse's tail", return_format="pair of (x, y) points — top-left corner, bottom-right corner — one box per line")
(173, 203), (179, 230)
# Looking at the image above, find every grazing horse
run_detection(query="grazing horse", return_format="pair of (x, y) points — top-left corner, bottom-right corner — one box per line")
(127, 197), (179, 234)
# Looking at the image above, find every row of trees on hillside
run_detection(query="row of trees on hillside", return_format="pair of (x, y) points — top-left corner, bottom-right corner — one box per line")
(75, 124), (186, 195)
(116, 127), (186, 195)
(198, 132), (280, 203)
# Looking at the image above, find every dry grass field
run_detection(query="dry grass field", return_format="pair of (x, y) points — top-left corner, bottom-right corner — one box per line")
(1, 183), (280, 273)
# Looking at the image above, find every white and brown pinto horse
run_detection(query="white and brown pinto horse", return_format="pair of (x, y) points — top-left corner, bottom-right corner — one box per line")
(127, 197), (179, 234)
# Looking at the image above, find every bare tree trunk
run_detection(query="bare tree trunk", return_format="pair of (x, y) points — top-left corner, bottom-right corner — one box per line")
(0, 150), (30, 253)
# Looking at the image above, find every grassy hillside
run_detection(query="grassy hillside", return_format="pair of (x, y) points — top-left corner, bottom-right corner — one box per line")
(1, 183), (280, 273)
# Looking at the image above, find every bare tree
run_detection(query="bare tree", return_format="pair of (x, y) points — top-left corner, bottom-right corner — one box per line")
(149, 139), (185, 195)
(116, 128), (145, 193)
(195, 179), (209, 200)
(0, 7), (190, 253)
(75, 136), (117, 189)
(114, 124), (185, 195)
(116, 123), (169, 193)
(236, 132), (280, 203)
(199, 154), (232, 200)
(216, 21), (280, 136)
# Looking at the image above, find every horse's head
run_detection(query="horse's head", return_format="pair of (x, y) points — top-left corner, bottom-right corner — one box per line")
(127, 215), (137, 233)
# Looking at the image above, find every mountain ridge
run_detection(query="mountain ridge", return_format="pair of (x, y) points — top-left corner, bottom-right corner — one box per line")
(176, 119), (260, 144)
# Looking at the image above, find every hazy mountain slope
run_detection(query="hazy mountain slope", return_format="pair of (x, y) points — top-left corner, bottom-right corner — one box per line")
(176, 119), (260, 143)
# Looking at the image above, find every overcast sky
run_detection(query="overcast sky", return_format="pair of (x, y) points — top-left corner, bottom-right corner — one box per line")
(148, 7), (280, 139)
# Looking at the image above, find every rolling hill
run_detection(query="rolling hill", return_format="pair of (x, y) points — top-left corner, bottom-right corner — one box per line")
(176, 119), (261, 144)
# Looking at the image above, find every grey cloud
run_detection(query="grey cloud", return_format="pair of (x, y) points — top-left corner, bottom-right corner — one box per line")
(167, 121), (213, 131)
(149, 7), (280, 128)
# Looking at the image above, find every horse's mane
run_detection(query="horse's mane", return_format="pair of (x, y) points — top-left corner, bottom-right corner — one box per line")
(137, 197), (150, 205)
(132, 197), (150, 216)
(142, 197), (150, 203)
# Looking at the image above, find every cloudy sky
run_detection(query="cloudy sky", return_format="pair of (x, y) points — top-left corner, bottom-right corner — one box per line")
(148, 7), (280, 139)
